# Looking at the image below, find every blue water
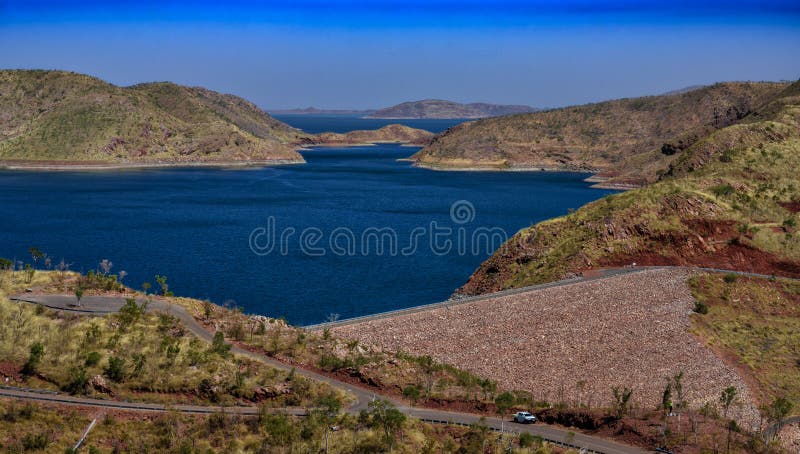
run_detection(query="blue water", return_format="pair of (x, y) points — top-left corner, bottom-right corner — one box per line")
(0, 145), (616, 325)
(272, 113), (465, 134)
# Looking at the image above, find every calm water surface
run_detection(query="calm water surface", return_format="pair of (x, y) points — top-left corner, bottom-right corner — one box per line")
(272, 113), (465, 134)
(0, 144), (616, 324)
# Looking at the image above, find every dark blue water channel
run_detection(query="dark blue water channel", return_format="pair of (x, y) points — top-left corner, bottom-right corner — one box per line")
(0, 144), (617, 325)
(272, 113), (465, 134)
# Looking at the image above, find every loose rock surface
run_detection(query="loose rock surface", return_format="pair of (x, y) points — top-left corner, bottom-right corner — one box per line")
(334, 269), (760, 428)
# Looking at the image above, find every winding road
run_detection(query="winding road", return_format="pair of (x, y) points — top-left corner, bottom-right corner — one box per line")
(10, 266), (796, 453)
(8, 288), (650, 453)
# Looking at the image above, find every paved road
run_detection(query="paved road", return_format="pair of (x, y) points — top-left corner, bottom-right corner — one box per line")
(306, 265), (800, 330)
(10, 292), (648, 454)
(305, 267), (645, 330)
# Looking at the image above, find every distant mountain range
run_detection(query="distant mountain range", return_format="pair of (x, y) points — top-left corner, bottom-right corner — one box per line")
(269, 100), (540, 119)
(269, 107), (376, 115)
(366, 100), (540, 119)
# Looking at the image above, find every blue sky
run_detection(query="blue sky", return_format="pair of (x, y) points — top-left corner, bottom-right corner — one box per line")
(1, 1), (799, 109)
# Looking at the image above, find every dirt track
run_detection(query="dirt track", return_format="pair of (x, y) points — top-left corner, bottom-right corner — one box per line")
(333, 269), (762, 430)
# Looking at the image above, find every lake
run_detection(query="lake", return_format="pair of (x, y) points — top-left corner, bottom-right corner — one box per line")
(272, 113), (466, 134)
(0, 145), (616, 325)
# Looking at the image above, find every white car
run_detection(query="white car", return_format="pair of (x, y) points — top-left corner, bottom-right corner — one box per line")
(513, 411), (536, 424)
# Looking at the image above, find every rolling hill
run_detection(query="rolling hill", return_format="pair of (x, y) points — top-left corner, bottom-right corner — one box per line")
(457, 80), (800, 295)
(412, 82), (788, 187)
(308, 124), (434, 146)
(0, 70), (309, 166)
(367, 99), (538, 119)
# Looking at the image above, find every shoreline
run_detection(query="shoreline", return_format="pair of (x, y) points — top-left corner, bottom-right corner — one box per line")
(412, 161), (639, 190)
(0, 159), (305, 172)
(302, 140), (426, 149)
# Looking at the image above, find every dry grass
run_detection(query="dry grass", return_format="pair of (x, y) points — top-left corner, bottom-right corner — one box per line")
(689, 273), (800, 412)
(0, 271), (339, 407)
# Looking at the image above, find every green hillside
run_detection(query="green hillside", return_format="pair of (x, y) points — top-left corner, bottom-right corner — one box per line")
(0, 70), (307, 164)
(458, 80), (800, 295)
(412, 82), (787, 187)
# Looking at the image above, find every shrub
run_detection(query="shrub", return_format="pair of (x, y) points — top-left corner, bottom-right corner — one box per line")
(22, 342), (45, 375)
(210, 331), (231, 356)
(227, 322), (245, 341)
(711, 184), (735, 198)
(693, 301), (709, 314)
(63, 366), (89, 394)
(118, 298), (144, 328)
(519, 432), (539, 448)
(21, 432), (50, 450)
(104, 356), (127, 382)
(85, 351), (102, 367)
(724, 273), (738, 284)
(403, 385), (421, 403)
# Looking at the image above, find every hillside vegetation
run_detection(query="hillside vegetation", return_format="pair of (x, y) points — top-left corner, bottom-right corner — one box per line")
(412, 82), (787, 186)
(690, 273), (800, 413)
(0, 70), (307, 165)
(368, 99), (538, 119)
(458, 80), (800, 295)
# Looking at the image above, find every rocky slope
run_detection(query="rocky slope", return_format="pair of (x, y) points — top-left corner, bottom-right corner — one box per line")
(308, 124), (434, 146)
(0, 70), (308, 165)
(367, 99), (538, 119)
(412, 82), (787, 186)
(458, 80), (800, 295)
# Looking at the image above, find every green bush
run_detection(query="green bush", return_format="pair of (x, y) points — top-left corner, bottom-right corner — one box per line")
(104, 356), (127, 382)
(693, 302), (709, 314)
(85, 351), (102, 367)
(724, 273), (738, 284)
(63, 366), (89, 394)
(210, 331), (231, 356)
(519, 432), (540, 448)
(402, 385), (421, 402)
(22, 342), (45, 375)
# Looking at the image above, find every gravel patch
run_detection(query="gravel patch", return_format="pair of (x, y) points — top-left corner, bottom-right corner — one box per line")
(334, 269), (761, 429)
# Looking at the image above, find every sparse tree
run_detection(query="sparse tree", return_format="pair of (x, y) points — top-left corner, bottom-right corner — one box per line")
(141, 282), (151, 295)
(118, 270), (127, 283)
(23, 264), (35, 283)
(720, 386), (737, 419)
(367, 399), (406, 450)
(494, 391), (515, 433)
(418, 355), (440, 395)
(75, 287), (85, 308)
(154, 275), (171, 296)
(763, 396), (793, 441)
(611, 386), (633, 419)
(28, 247), (44, 268)
(99, 259), (113, 275)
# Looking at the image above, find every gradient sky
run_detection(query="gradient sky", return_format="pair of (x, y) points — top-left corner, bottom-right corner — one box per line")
(1, 1), (799, 109)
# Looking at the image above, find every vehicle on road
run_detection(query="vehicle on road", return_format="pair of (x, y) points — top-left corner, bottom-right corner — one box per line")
(513, 411), (536, 424)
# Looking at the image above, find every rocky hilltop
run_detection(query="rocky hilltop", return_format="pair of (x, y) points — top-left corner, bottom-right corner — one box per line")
(458, 80), (800, 295)
(367, 99), (538, 119)
(412, 82), (787, 187)
(0, 70), (309, 167)
(308, 124), (434, 146)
